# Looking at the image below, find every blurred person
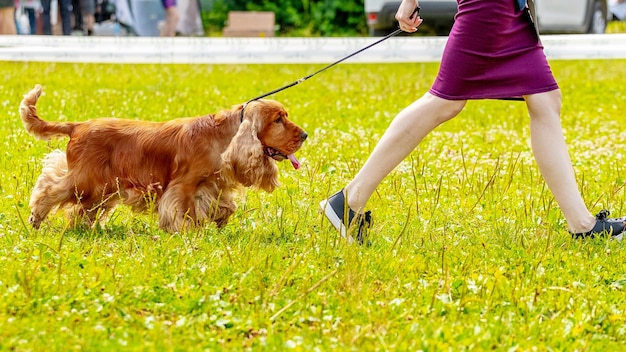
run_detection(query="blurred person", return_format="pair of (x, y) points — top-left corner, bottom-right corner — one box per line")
(80, 0), (94, 35)
(610, 0), (626, 21)
(23, 8), (37, 35)
(94, 0), (115, 23)
(160, 0), (178, 36)
(0, 0), (16, 34)
(72, 0), (82, 32)
(320, 0), (626, 244)
(41, 0), (72, 35)
(15, 0), (39, 34)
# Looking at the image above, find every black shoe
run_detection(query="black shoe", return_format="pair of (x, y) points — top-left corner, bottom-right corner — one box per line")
(319, 189), (372, 244)
(570, 210), (626, 240)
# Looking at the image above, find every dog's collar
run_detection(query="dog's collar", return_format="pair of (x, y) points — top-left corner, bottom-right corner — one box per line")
(240, 100), (252, 123)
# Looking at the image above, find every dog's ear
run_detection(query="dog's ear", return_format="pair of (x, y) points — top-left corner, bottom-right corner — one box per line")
(221, 118), (279, 192)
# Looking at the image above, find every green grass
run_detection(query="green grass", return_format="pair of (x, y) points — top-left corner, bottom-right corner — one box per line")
(1, 59), (626, 350)
(607, 20), (626, 33)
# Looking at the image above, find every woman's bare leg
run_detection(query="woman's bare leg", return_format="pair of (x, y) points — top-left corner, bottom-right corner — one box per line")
(525, 89), (596, 233)
(161, 7), (179, 37)
(344, 93), (466, 212)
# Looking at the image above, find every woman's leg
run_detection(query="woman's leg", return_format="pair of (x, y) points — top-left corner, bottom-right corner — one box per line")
(344, 93), (466, 212)
(82, 13), (94, 35)
(161, 5), (179, 36)
(525, 89), (596, 233)
(0, 7), (16, 35)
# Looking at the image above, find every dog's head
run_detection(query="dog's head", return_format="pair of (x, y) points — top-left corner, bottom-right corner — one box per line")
(246, 99), (307, 169)
(222, 100), (307, 192)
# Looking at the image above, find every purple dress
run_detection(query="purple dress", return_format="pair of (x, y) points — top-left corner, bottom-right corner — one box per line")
(429, 0), (558, 100)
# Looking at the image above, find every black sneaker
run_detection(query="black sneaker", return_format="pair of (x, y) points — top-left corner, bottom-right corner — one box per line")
(570, 210), (626, 240)
(319, 189), (372, 244)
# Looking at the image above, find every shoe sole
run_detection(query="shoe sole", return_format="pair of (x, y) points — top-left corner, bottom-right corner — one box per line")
(319, 199), (351, 242)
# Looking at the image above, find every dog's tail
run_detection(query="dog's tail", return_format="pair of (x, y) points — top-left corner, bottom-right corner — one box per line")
(20, 84), (76, 140)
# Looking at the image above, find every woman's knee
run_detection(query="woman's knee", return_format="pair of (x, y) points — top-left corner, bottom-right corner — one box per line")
(421, 93), (466, 123)
(445, 100), (466, 120)
(525, 89), (562, 121)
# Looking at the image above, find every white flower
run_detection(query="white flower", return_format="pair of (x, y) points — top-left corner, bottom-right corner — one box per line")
(145, 316), (155, 330)
(389, 298), (405, 306)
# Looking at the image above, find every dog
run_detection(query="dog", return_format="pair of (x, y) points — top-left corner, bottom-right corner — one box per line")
(19, 84), (307, 232)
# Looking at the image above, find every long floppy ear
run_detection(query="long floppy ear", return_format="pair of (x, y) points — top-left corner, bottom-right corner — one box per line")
(221, 119), (279, 192)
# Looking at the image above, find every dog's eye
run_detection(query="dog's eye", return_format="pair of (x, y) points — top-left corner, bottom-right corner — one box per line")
(274, 117), (283, 124)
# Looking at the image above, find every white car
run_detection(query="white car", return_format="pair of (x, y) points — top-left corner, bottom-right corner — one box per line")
(536, 0), (608, 34)
(364, 0), (610, 36)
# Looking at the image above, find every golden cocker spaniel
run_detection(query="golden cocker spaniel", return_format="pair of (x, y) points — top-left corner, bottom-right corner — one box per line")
(19, 84), (307, 232)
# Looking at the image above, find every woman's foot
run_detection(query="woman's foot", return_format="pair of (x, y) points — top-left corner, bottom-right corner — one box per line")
(320, 189), (372, 244)
(570, 210), (626, 240)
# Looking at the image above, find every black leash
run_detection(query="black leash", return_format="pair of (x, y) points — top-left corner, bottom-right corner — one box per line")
(240, 6), (421, 121)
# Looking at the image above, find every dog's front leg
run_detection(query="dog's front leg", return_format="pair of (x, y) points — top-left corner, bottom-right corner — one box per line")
(158, 183), (197, 232)
(212, 197), (237, 228)
(194, 186), (237, 228)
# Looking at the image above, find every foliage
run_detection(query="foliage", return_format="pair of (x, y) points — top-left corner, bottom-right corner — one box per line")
(199, 0), (368, 36)
(1, 59), (626, 350)
(310, 0), (368, 36)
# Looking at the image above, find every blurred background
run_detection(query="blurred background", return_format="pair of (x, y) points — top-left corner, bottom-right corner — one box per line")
(3, 0), (626, 38)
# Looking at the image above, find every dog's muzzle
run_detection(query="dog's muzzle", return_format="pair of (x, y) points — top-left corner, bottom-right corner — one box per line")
(264, 147), (301, 169)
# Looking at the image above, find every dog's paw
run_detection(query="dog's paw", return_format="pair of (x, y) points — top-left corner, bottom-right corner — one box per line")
(28, 213), (42, 229)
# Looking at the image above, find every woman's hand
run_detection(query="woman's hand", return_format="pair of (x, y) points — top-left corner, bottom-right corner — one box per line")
(395, 0), (423, 33)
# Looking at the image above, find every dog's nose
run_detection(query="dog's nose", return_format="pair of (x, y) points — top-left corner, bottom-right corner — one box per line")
(301, 131), (308, 141)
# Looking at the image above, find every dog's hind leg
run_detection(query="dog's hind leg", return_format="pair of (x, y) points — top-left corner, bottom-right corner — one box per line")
(29, 150), (74, 229)
(65, 195), (117, 228)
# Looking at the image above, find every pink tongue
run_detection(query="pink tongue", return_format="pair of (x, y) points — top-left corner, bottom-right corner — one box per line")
(288, 154), (300, 169)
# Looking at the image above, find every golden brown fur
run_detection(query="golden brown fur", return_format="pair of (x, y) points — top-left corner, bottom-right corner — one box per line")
(20, 85), (307, 232)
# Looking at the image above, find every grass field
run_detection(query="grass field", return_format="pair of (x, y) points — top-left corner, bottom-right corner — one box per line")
(1, 59), (626, 351)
